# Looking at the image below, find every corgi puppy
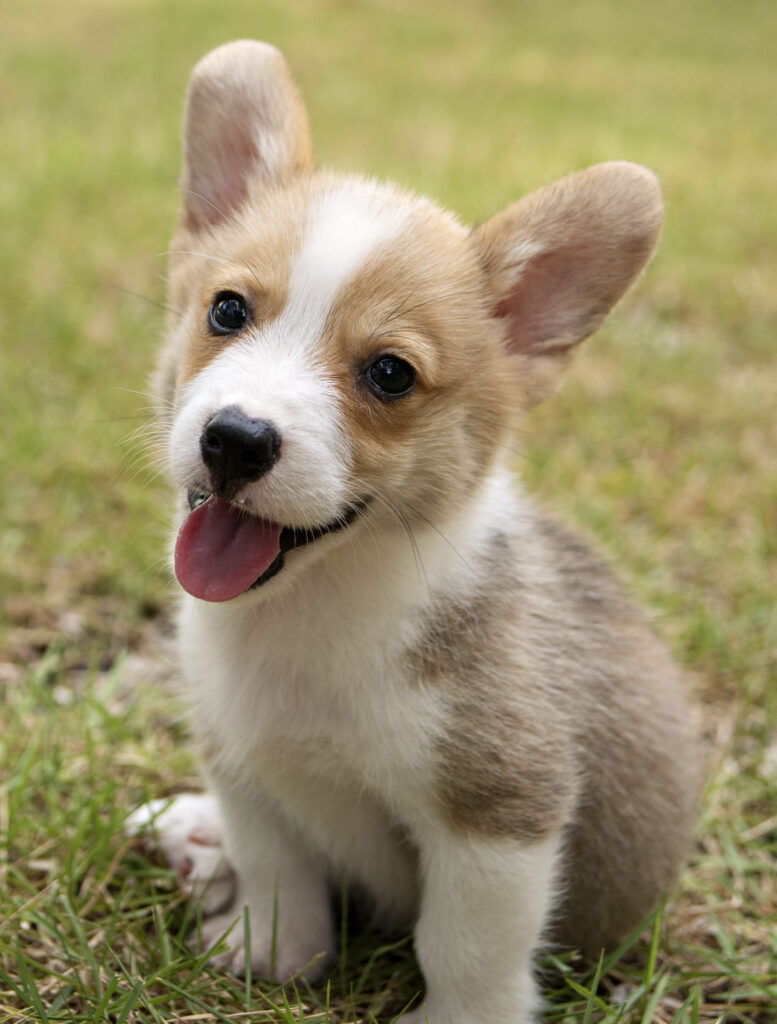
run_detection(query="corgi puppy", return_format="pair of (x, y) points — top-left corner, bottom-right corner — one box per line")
(130, 40), (700, 1024)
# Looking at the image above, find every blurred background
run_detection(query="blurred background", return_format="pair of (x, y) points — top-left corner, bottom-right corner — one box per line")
(1, 1), (775, 1019)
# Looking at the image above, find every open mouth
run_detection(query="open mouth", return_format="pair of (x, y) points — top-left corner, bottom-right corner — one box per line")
(174, 488), (367, 602)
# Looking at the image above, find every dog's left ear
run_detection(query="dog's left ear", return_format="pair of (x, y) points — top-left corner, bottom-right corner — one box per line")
(474, 162), (663, 405)
(180, 40), (314, 231)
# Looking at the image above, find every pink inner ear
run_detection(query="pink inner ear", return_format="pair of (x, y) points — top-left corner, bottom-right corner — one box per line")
(186, 128), (260, 230)
(494, 245), (599, 356)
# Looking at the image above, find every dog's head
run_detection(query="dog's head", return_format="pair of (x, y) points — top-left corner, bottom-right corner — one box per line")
(156, 40), (663, 603)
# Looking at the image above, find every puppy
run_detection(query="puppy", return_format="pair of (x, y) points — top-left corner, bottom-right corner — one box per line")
(130, 40), (700, 1024)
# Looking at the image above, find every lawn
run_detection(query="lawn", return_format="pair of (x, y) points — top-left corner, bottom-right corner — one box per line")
(1, 0), (775, 1021)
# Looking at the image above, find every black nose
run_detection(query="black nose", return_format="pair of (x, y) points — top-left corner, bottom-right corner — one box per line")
(200, 406), (281, 497)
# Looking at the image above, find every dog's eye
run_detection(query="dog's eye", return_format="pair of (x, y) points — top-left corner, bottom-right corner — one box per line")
(209, 292), (248, 334)
(366, 356), (415, 397)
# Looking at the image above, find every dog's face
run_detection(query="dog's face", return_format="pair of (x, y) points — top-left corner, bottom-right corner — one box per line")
(163, 174), (513, 601)
(156, 41), (663, 603)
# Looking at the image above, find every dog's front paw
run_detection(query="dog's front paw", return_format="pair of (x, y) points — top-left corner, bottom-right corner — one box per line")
(126, 793), (235, 915)
(194, 899), (332, 982)
(395, 979), (539, 1024)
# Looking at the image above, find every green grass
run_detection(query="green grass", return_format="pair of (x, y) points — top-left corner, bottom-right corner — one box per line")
(1, 0), (776, 1020)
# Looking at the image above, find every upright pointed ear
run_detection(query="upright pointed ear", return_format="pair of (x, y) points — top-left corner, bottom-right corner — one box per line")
(473, 162), (663, 405)
(180, 40), (314, 231)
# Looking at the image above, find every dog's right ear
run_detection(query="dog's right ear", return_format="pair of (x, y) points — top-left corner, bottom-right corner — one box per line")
(180, 40), (313, 232)
(473, 162), (663, 406)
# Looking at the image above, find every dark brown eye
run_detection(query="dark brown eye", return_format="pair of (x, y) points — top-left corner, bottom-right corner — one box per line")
(366, 356), (415, 397)
(209, 292), (248, 334)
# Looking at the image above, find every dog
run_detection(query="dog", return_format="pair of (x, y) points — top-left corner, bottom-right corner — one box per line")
(128, 40), (700, 1024)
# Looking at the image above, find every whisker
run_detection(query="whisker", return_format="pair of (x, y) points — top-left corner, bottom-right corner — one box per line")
(402, 499), (475, 574)
(160, 249), (264, 293)
(368, 289), (418, 341)
(180, 187), (229, 222)
(110, 283), (179, 316)
(374, 289), (466, 339)
(388, 289), (463, 321)
(367, 289), (468, 355)
(359, 487), (430, 593)
(244, 259), (265, 293)
(370, 325), (467, 356)
(92, 414), (157, 424)
(161, 249), (247, 272)
(116, 386), (181, 413)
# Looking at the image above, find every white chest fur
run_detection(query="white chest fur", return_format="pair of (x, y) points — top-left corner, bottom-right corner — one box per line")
(175, 475), (513, 819)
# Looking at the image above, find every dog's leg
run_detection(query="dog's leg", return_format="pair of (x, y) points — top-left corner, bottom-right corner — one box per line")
(194, 779), (335, 981)
(126, 792), (236, 915)
(400, 828), (562, 1024)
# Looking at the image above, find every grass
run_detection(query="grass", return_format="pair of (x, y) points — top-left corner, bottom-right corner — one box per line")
(1, 0), (776, 1020)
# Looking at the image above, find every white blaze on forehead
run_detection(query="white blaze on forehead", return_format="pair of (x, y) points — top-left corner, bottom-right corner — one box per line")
(276, 181), (412, 348)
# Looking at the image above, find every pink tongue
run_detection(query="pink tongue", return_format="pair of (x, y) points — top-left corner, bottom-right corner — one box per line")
(174, 497), (282, 602)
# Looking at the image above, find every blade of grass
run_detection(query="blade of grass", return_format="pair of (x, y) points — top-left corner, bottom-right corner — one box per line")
(339, 872), (349, 1002)
(270, 884), (279, 983)
(158, 977), (240, 1024)
(244, 902), (253, 1010)
(582, 949), (606, 1024)
(114, 977), (145, 1024)
(640, 900), (664, 1018)
(14, 950), (49, 1024)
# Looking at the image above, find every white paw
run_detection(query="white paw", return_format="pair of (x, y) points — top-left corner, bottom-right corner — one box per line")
(127, 793), (334, 981)
(126, 793), (235, 915)
(395, 986), (537, 1024)
(193, 900), (331, 982)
